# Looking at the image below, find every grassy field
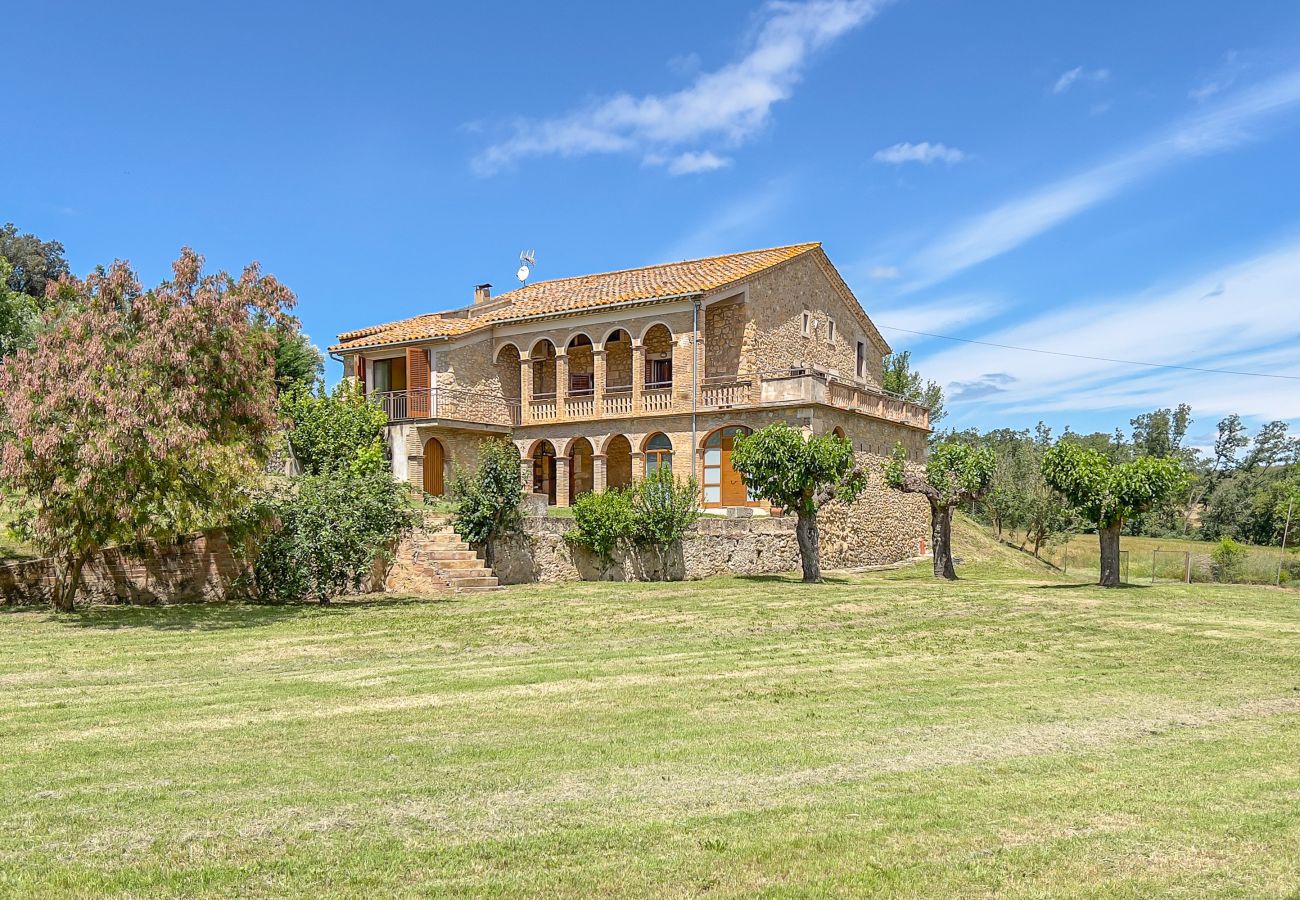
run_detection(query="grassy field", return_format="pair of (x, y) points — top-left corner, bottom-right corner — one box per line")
(1015, 529), (1293, 584)
(2, 521), (1299, 897)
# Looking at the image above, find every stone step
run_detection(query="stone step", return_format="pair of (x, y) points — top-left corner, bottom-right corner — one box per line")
(417, 549), (477, 561)
(455, 584), (503, 593)
(446, 574), (498, 589)
(425, 557), (488, 572)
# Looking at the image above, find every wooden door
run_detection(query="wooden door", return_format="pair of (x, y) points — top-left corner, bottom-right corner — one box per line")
(423, 437), (445, 496)
(719, 432), (748, 506)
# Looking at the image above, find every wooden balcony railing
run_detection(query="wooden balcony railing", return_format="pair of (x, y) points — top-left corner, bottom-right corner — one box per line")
(372, 373), (929, 431)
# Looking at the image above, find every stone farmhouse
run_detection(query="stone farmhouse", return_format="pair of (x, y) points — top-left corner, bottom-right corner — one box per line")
(330, 242), (929, 515)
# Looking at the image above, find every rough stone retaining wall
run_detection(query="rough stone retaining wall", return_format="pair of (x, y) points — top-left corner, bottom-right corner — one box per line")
(493, 493), (929, 584)
(0, 530), (246, 606)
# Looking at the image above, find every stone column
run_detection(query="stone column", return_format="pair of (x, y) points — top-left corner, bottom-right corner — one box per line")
(631, 339), (645, 413)
(592, 347), (606, 414)
(555, 454), (571, 507)
(592, 454), (607, 492)
(519, 354), (533, 424)
(520, 454), (534, 494)
(556, 351), (569, 415)
(630, 450), (645, 481)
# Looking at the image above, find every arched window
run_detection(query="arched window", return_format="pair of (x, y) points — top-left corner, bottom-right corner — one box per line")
(644, 433), (673, 476)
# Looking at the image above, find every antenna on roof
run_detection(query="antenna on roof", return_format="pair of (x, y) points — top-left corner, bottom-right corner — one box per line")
(517, 249), (536, 285)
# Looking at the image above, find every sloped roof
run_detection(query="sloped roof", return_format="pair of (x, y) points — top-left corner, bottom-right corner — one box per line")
(331, 242), (821, 351)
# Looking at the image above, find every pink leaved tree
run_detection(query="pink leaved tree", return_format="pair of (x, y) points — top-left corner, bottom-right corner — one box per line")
(0, 249), (293, 610)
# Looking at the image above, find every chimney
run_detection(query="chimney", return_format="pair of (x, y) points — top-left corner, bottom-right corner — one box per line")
(474, 283), (492, 304)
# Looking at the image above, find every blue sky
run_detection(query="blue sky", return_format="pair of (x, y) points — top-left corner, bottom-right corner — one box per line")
(7, 0), (1300, 448)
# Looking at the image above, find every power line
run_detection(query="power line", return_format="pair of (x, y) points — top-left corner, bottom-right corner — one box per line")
(877, 324), (1300, 382)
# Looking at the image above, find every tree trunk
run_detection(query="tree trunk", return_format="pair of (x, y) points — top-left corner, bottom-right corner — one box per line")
(795, 510), (821, 583)
(51, 553), (87, 612)
(931, 501), (957, 580)
(1098, 520), (1123, 587)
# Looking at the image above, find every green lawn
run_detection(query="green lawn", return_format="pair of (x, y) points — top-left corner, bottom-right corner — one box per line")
(2, 523), (1299, 897)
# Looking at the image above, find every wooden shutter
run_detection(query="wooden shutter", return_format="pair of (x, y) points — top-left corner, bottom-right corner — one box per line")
(407, 347), (430, 417)
(355, 355), (366, 391)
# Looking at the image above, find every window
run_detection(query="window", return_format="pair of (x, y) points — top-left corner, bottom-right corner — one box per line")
(801, 310), (811, 336)
(646, 357), (672, 388)
(569, 372), (594, 395)
(826, 319), (836, 343)
(644, 433), (673, 475)
(372, 357), (407, 393)
(856, 340), (867, 379)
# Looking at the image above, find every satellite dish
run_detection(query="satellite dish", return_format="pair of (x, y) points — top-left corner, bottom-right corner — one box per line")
(517, 249), (536, 284)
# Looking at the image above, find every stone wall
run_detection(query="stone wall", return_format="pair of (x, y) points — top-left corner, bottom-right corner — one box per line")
(491, 469), (930, 584)
(0, 530), (247, 606)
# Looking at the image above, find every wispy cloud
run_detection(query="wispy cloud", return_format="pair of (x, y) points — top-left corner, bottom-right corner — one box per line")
(912, 235), (1300, 422)
(868, 265), (901, 279)
(872, 141), (966, 165)
(903, 67), (1300, 290)
(473, 0), (886, 176)
(869, 293), (1000, 335)
(658, 178), (794, 262)
(665, 150), (733, 175)
(1190, 51), (1246, 102)
(1052, 65), (1110, 94)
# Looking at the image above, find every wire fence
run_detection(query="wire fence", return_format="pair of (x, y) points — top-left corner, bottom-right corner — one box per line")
(1036, 537), (1299, 586)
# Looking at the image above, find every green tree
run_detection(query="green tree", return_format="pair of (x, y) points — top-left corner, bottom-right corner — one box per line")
(246, 472), (420, 605)
(0, 222), (68, 301)
(567, 488), (635, 559)
(881, 350), (946, 426)
(273, 327), (325, 392)
(885, 441), (995, 579)
(1042, 442), (1186, 587)
(0, 256), (40, 357)
(731, 423), (865, 583)
(451, 439), (523, 567)
(0, 249), (291, 610)
(279, 381), (388, 477)
(631, 466), (701, 548)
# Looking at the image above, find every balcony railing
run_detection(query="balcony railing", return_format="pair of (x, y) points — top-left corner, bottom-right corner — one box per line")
(371, 388), (520, 427)
(372, 372), (928, 431)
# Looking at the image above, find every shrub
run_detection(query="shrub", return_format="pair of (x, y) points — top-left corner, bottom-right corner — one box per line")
(452, 439), (523, 566)
(632, 467), (700, 547)
(566, 488), (636, 559)
(1211, 537), (1248, 583)
(280, 381), (388, 477)
(245, 472), (421, 605)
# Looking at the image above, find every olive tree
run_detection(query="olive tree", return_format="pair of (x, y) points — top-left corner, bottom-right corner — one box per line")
(730, 423), (865, 583)
(1042, 441), (1186, 587)
(884, 441), (995, 580)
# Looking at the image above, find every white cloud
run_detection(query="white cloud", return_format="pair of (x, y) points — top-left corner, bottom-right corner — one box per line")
(665, 151), (733, 175)
(868, 265), (901, 279)
(872, 141), (966, 165)
(868, 293), (1000, 335)
(658, 178), (794, 262)
(912, 236), (1300, 423)
(1052, 65), (1110, 94)
(473, 0), (885, 175)
(1190, 51), (1245, 103)
(903, 67), (1300, 291)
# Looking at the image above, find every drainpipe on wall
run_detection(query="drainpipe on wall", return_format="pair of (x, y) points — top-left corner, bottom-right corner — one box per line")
(691, 298), (700, 484)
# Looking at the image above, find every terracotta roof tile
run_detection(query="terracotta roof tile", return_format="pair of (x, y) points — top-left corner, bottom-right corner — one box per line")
(331, 242), (820, 351)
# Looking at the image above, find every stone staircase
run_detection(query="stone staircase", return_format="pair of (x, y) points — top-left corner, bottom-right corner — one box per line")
(388, 515), (502, 595)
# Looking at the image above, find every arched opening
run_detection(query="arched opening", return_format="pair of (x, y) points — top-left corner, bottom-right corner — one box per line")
(531, 339), (557, 400)
(567, 334), (594, 396)
(423, 437), (446, 497)
(642, 323), (674, 390)
(701, 425), (753, 508)
(569, 437), (594, 500)
(495, 344), (522, 403)
(603, 329), (633, 395)
(606, 434), (633, 489)
(832, 426), (846, 440)
(532, 440), (557, 505)
(644, 433), (673, 477)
